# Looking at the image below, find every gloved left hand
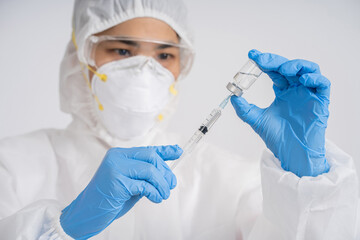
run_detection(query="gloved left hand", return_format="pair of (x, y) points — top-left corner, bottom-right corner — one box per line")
(231, 49), (330, 177)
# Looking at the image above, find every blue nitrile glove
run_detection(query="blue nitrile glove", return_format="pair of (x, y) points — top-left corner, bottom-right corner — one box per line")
(60, 145), (182, 239)
(231, 49), (330, 177)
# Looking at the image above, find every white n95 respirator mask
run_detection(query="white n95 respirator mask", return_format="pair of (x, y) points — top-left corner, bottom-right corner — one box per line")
(91, 56), (175, 140)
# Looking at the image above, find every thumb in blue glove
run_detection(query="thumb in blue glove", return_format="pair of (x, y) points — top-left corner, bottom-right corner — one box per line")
(60, 145), (182, 239)
(231, 49), (330, 178)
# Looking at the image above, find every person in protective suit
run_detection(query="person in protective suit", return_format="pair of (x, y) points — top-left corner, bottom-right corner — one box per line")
(0, 0), (359, 239)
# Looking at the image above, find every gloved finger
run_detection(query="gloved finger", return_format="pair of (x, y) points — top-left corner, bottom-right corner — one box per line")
(144, 151), (177, 190)
(273, 84), (282, 96)
(131, 147), (178, 190)
(278, 59), (320, 78)
(248, 49), (289, 90)
(230, 95), (265, 127)
(126, 160), (171, 200)
(248, 49), (289, 71)
(121, 145), (182, 161)
(276, 60), (320, 87)
(128, 180), (163, 203)
(266, 72), (289, 90)
(114, 145), (179, 189)
(154, 145), (183, 161)
(154, 145), (181, 189)
(298, 73), (331, 99)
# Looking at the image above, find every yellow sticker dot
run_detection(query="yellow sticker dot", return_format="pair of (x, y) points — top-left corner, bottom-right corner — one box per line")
(157, 114), (164, 121)
(100, 74), (107, 82)
(169, 84), (178, 96)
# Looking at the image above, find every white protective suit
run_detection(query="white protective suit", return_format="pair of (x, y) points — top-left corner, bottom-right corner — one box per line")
(0, 0), (360, 239)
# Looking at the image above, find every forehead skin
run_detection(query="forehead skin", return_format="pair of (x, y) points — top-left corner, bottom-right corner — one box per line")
(96, 17), (179, 44)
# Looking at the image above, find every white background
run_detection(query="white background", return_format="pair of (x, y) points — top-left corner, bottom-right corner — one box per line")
(0, 0), (359, 181)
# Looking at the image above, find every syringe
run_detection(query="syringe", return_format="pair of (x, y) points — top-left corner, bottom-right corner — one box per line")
(170, 94), (232, 170)
(171, 59), (262, 170)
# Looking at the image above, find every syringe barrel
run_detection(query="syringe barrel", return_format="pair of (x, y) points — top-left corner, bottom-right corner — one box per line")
(201, 108), (222, 131)
(182, 130), (204, 154)
(172, 100), (226, 170)
(170, 130), (204, 170)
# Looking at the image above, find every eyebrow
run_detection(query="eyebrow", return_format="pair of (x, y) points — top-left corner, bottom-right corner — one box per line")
(118, 40), (178, 50)
(156, 44), (177, 50)
(118, 40), (139, 47)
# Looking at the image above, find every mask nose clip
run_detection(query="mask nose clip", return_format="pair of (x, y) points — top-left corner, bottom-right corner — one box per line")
(138, 57), (149, 71)
(137, 57), (156, 73)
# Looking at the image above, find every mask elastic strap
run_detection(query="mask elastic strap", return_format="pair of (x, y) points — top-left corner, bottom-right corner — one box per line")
(72, 29), (105, 111)
(86, 65), (107, 82)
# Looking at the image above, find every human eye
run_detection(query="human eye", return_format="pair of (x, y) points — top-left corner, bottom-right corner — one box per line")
(158, 53), (174, 60)
(114, 49), (131, 56)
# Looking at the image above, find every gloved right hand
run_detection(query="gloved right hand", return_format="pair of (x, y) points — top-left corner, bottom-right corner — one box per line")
(60, 145), (182, 239)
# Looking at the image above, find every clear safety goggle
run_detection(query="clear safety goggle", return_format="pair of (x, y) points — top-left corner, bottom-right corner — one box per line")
(85, 35), (192, 71)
